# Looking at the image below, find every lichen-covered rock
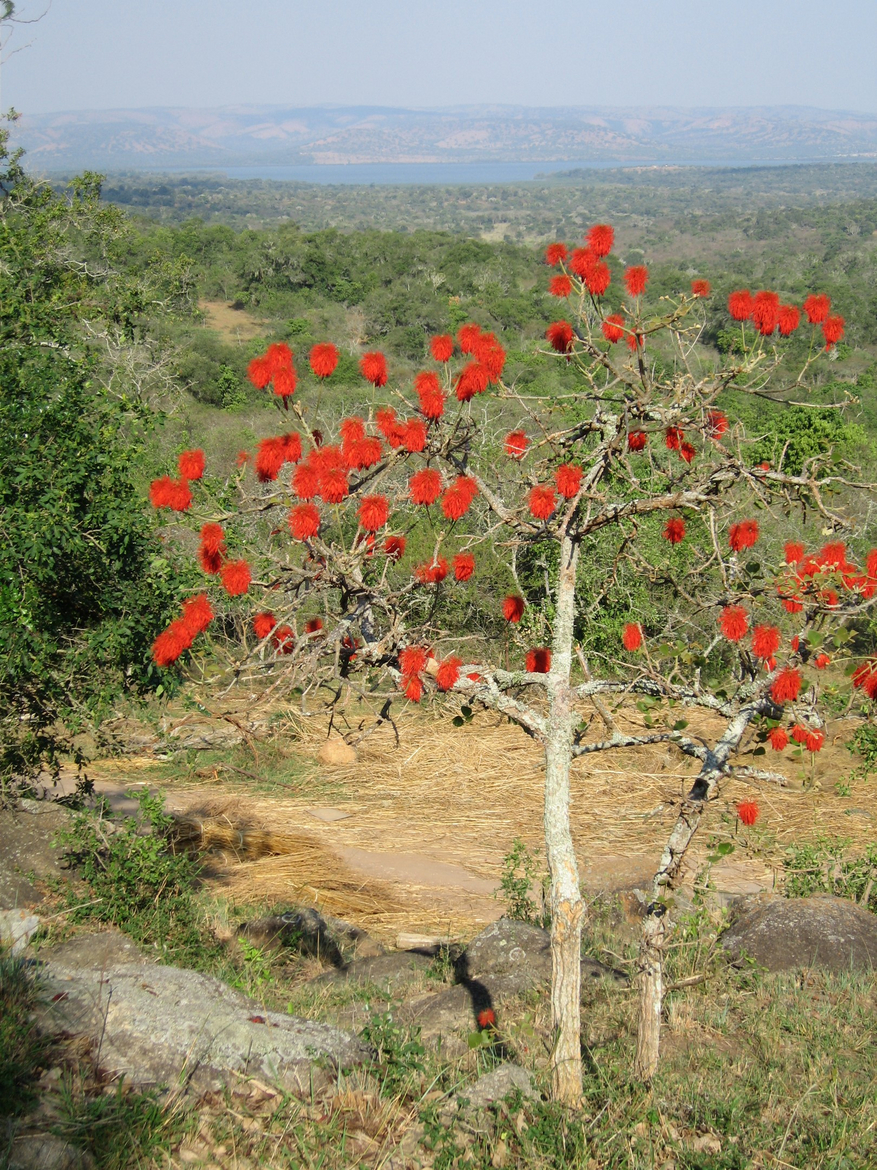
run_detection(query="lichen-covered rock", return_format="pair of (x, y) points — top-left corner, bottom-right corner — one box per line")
(36, 956), (371, 1095)
(721, 894), (877, 972)
(459, 1063), (539, 1108)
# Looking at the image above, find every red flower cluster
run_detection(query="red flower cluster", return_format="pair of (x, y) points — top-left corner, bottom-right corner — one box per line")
(602, 314), (625, 344)
(503, 595), (525, 623)
(288, 502), (320, 541)
(149, 476), (192, 512)
(736, 800), (759, 827)
(430, 334), (454, 363)
(624, 266), (648, 297)
(628, 430), (648, 452)
(622, 623), (643, 651)
(384, 535), (406, 560)
(587, 224), (614, 257)
(852, 658), (877, 700)
(729, 520), (759, 552)
(751, 625), (780, 660)
(152, 592), (215, 666)
(399, 644), (427, 701)
(178, 449), (205, 481)
(410, 468), (443, 505)
(359, 351), (388, 387)
(505, 431), (528, 459)
(256, 433), (302, 482)
(769, 727), (789, 751)
(691, 279), (711, 298)
(549, 274), (572, 298)
(545, 242), (568, 266)
(220, 559), (251, 597)
(358, 495), (390, 532)
(546, 321), (575, 354)
(569, 247), (611, 296)
(526, 648), (551, 673)
(554, 464), (583, 499)
(529, 484), (557, 521)
(253, 611), (277, 640)
(415, 557), (449, 584)
(771, 667), (802, 704)
(199, 522), (226, 574)
(663, 518), (686, 544)
(436, 655), (462, 691)
(453, 552), (476, 581)
(441, 476), (478, 521)
(719, 605), (749, 642)
(415, 371), (445, 419)
(248, 342), (297, 401)
(309, 343), (339, 379)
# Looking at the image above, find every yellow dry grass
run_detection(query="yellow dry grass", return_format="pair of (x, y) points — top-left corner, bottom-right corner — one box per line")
(162, 702), (876, 940)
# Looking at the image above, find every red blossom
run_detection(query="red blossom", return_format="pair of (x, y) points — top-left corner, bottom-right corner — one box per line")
(318, 467), (349, 504)
(272, 366), (297, 399)
(706, 410), (728, 439)
(751, 625), (781, 659)
(358, 495), (390, 531)
(376, 407), (404, 446)
(455, 361), (489, 402)
(569, 247), (597, 280)
(728, 290), (754, 321)
(309, 342), (339, 379)
(679, 441), (697, 464)
(751, 291), (780, 336)
(663, 518), (686, 544)
(719, 605), (749, 642)
(430, 334), (454, 363)
(441, 476), (478, 521)
(814, 653), (830, 669)
(601, 314), (625, 344)
(529, 484), (557, 521)
(622, 623), (643, 651)
(665, 426), (683, 451)
(769, 727), (789, 751)
(150, 476), (191, 511)
(791, 725), (809, 745)
(546, 321), (574, 354)
(737, 800), (759, 827)
(200, 522), (225, 555)
(410, 468), (443, 506)
(272, 624), (294, 654)
(784, 542), (805, 565)
(384, 535), (406, 560)
(265, 342), (293, 374)
(404, 676), (423, 702)
(255, 437), (286, 483)
(771, 667), (802, 703)
(415, 557), (449, 584)
(181, 594), (214, 636)
(585, 262), (611, 297)
(477, 1008), (496, 1029)
(778, 305), (800, 336)
(691, 279), (711, 298)
(526, 648), (551, 673)
(587, 224), (614, 257)
(253, 612), (277, 640)
(304, 618), (324, 634)
(503, 595), (525, 623)
(729, 520), (759, 551)
(288, 502), (320, 541)
(340, 417), (366, 444)
(624, 266), (648, 297)
(436, 655), (462, 691)
(457, 323), (482, 354)
(822, 315), (845, 349)
(505, 431), (528, 459)
(399, 646), (427, 677)
(549, 274), (573, 298)
(627, 430), (648, 452)
(453, 553), (476, 581)
(247, 355), (272, 390)
(626, 331), (644, 352)
(292, 463), (319, 500)
(236, 450), (249, 467)
(852, 659), (877, 699)
(806, 729), (825, 753)
(415, 371), (443, 411)
(402, 418), (428, 453)
(151, 620), (193, 667)
(803, 293), (831, 325)
(178, 449), (205, 480)
(359, 351), (388, 387)
(545, 243), (568, 266)
(220, 559), (251, 597)
(554, 464), (583, 499)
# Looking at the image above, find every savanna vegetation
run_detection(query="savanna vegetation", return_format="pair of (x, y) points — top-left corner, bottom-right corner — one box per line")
(4, 137), (877, 1166)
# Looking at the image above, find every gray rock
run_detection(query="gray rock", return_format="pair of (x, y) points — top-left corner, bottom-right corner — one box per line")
(0, 909), (41, 955)
(459, 1063), (539, 1108)
(0, 800), (72, 909)
(398, 985), (477, 1036)
(7, 1134), (90, 1170)
(721, 894), (877, 973)
(456, 918), (627, 995)
(312, 951), (432, 992)
(35, 957), (371, 1096)
(39, 928), (152, 971)
(239, 907), (383, 965)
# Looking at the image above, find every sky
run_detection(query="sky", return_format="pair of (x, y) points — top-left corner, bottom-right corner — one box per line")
(4, 0), (877, 116)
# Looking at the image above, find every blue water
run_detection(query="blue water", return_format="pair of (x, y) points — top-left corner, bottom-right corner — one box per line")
(159, 157), (828, 186)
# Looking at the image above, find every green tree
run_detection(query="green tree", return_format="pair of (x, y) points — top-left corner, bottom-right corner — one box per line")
(0, 134), (185, 789)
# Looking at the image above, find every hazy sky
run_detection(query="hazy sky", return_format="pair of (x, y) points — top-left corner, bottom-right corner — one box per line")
(5, 0), (877, 115)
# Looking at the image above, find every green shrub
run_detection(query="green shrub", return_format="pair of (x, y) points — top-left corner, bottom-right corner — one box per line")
(0, 951), (49, 1118)
(783, 836), (877, 912)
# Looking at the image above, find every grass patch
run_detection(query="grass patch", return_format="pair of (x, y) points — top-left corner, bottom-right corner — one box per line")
(0, 951), (50, 1119)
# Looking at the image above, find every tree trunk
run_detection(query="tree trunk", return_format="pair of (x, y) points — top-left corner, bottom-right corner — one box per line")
(634, 703), (762, 1080)
(545, 533), (584, 1106)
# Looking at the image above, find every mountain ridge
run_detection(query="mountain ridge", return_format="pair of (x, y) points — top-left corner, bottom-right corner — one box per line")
(13, 103), (877, 170)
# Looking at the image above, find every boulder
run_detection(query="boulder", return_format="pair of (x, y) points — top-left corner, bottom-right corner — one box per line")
(6, 1134), (90, 1170)
(0, 909), (41, 955)
(721, 894), (877, 973)
(398, 985), (477, 1038)
(239, 907), (383, 965)
(456, 918), (627, 995)
(459, 1063), (539, 1108)
(35, 953), (371, 1096)
(0, 799), (72, 909)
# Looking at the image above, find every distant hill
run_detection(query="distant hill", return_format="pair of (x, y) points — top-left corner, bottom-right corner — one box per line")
(13, 104), (877, 170)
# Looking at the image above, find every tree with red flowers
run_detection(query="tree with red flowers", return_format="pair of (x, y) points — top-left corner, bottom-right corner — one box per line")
(147, 222), (873, 1104)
